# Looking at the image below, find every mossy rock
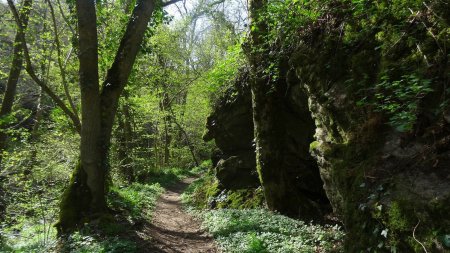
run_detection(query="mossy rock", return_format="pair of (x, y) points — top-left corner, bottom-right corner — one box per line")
(215, 188), (265, 209)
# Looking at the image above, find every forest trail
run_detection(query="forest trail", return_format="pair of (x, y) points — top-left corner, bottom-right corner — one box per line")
(138, 177), (219, 253)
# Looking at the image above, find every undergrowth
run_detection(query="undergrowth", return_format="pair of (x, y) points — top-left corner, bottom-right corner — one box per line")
(0, 164), (203, 252)
(58, 182), (164, 253)
(182, 172), (345, 253)
(145, 167), (199, 187)
(181, 171), (218, 208)
(197, 209), (344, 253)
(109, 183), (164, 221)
(181, 168), (264, 210)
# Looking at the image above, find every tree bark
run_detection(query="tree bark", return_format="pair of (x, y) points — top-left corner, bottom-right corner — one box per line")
(160, 92), (172, 165)
(24, 86), (43, 177)
(46, 0), (79, 120)
(57, 0), (157, 233)
(168, 106), (199, 167)
(56, 0), (104, 233)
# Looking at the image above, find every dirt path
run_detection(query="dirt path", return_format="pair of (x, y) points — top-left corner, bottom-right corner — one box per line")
(137, 177), (219, 253)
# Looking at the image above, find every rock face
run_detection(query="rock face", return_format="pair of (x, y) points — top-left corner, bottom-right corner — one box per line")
(204, 67), (331, 218)
(207, 1), (449, 250)
(287, 3), (450, 251)
(203, 70), (259, 190)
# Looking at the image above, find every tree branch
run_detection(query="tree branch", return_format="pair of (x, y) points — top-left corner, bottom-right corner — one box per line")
(55, 0), (76, 36)
(46, 0), (80, 122)
(7, 0), (81, 134)
(99, 0), (157, 143)
(162, 0), (182, 7)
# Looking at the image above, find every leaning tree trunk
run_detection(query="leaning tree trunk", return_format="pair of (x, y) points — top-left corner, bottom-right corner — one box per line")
(159, 92), (172, 166)
(162, 101), (171, 165)
(0, 0), (33, 167)
(0, 0), (33, 220)
(57, 0), (156, 233)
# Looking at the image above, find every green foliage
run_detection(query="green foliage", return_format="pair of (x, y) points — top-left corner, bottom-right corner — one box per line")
(202, 43), (245, 101)
(145, 167), (198, 187)
(252, 0), (448, 135)
(181, 170), (219, 209)
(214, 188), (265, 209)
(262, 0), (321, 43)
(63, 232), (137, 253)
(0, 116), (79, 251)
(359, 74), (433, 132)
(387, 202), (410, 232)
(182, 168), (264, 210)
(109, 183), (164, 220)
(59, 181), (165, 253)
(108, 8), (238, 175)
(245, 232), (268, 253)
(199, 209), (344, 253)
(0, 220), (58, 252)
(350, 0), (447, 131)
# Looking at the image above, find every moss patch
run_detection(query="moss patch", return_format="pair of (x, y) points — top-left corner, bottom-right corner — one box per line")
(215, 188), (265, 209)
(56, 161), (92, 234)
(182, 170), (265, 210)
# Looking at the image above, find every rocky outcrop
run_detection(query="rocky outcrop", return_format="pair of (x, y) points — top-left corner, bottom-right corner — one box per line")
(235, 0), (450, 251)
(286, 2), (450, 251)
(207, 2), (449, 249)
(203, 70), (259, 190)
(204, 66), (331, 218)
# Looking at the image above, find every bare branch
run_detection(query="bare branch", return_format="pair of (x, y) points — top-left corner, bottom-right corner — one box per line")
(162, 0), (182, 7)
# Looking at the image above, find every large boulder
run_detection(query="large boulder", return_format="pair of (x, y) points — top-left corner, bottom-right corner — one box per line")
(215, 155), (259, 190)
(204, 67), (331, 218)
(203, 69), (259, 190)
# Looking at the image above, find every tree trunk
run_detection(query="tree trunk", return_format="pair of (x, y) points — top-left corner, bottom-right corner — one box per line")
(57, 0), (157, 233)
(0, 0), (33, 167)
(56, 0), (104, 233)
(163, 119), (170, 165)
(160, 92), (172, 165)
(0, 0), (33, 220)
(24, 87), (44, 177)
(168, 107), (199, 167)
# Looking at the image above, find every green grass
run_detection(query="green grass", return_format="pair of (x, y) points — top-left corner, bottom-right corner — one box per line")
(181, 162), (344, 253)
(59, 181), (166, 253)
(0, 182), (164, 253)
(0, 163), (210, 253)
(60, 164), (209, 253)
(181, 172), (219, 208)
(63, 232), (137, 253)
(109, 182), (164, 220)
(181, 174), (265, 210)
(146, 167), (195, 186)
(145, 161), (210, 187)
(197, 209), (345, 253)
(0, 220), (58, 252)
